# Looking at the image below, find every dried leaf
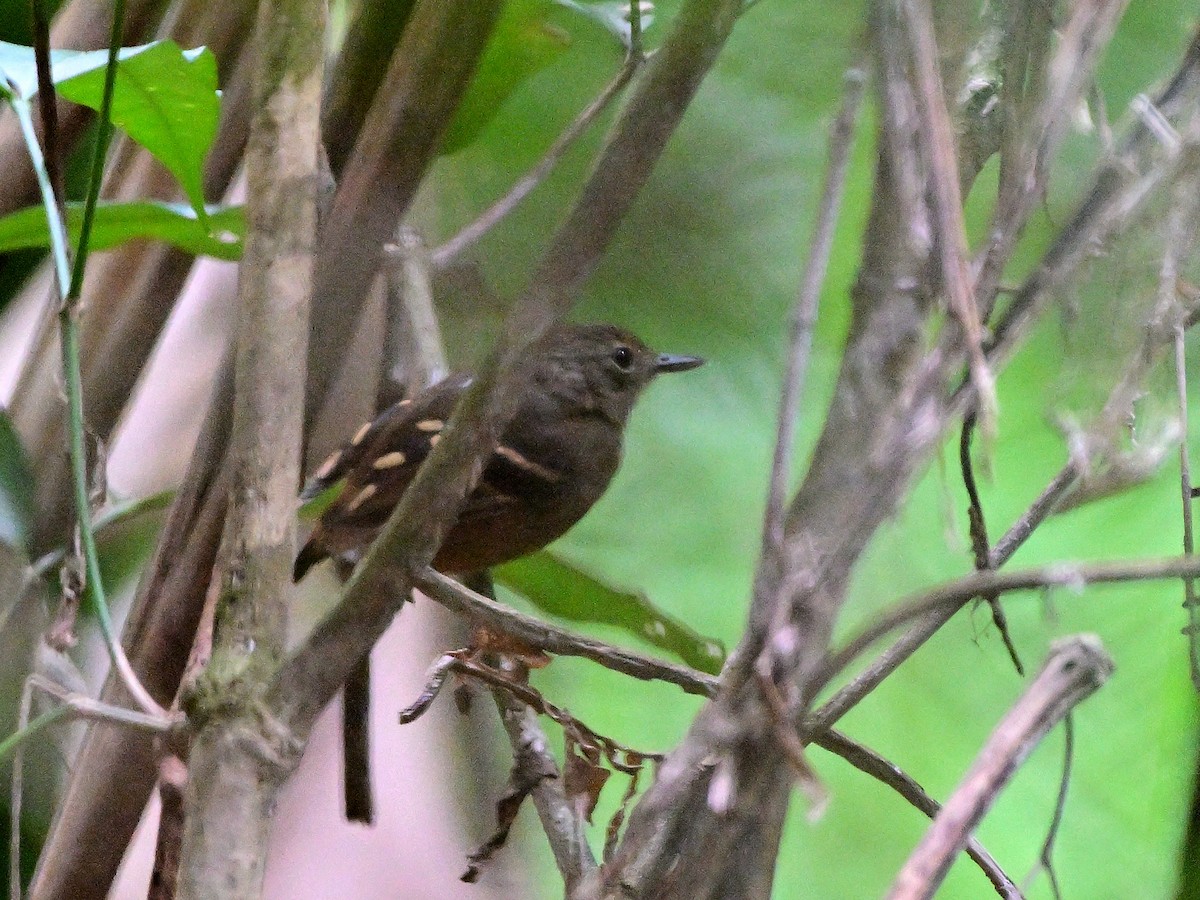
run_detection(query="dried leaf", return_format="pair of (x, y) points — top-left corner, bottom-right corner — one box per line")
(564, 744), (611, 823)
(471, 622), (552, 668)
(461, 742), (556, 882)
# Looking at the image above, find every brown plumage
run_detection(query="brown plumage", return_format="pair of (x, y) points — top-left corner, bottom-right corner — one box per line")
(293, 323), (702, 825)
(294, 323), (704, 581)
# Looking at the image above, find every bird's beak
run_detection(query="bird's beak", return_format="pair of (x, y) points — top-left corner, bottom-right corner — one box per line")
(654, 353), (704, 373)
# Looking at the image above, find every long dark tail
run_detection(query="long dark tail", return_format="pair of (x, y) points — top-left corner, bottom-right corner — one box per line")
(292, 537), (327, 582)
(342, 654), (374, 824)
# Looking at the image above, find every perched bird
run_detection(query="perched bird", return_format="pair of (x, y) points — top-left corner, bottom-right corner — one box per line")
(294, 322), (703, 823)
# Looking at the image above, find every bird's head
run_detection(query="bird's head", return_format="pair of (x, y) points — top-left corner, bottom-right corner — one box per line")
(530, 323), (704, 425)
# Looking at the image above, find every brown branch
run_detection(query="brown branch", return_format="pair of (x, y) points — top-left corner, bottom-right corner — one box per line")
(748, 57), (867, 669)
(899, 0), (994, 433)
(1022, 714), (1073, 899)
(815, 730), (1021, 899)
(415, 569), (719, 698)
(818, 555), (1200, 694)
(172, 0), (323, 891)
(431, 53), (643, 268)
(491, 690), (596, 888)
(303, 0), (506, 448)
(887, 637), (1113, 900)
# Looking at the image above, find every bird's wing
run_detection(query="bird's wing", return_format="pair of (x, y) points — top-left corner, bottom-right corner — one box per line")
(302, 374), (471, 522)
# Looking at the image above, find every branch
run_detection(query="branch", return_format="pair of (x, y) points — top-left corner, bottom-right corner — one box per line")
(415, 569), (718, 697)
(173, 0), (323, 892)
(431, 53), (643, 267)
(886, 637), (1113, 900)
(303, 0), (506, 441)
(814, 730), (1020, 899)
(749, 57), (867, 667)
(491, 691), (597, 887)
(818, 555), (1200, 693)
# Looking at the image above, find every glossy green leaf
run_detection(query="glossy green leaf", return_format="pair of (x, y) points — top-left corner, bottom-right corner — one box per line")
(0, 410), (34, 554)
(55, 41), (220, 221)
(0, 40), (220, 222)
(0, 40), (158, 101)
(0, 201), (243, 260)
(495, 550), (725, 673)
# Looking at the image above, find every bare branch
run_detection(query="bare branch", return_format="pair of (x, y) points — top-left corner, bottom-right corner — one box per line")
(494, 688), (598, 891)
(887, 637), (1113, 900)
(815, 730), (1021, 899)
(173, 0), (323, 891)
(431, 54), (644, 268)
(819, 555), (1200, 693)
(415, 569), (718, 697)
(381, 227), (448, 396)
(751, 57), (867, 654)
(899, 0), (995, 434)
(304, 0), (505, 444)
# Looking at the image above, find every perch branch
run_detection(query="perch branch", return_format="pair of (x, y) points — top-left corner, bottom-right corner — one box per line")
(886, 638), (1112, 900)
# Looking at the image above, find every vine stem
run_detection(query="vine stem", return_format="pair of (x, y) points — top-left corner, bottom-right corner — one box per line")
(27, 0), (163, 716)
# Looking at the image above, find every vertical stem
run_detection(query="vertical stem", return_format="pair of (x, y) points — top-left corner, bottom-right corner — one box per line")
(175, 0), (324, 891)
(1174, 326), (1200, 687)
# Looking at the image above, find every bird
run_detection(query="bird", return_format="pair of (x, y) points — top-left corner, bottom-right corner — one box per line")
(293, 322), (703, 823)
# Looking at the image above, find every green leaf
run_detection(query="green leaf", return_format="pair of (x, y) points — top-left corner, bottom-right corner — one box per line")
(0, 40), (220, 221)
(440, 0), (573, 155)
(0, 40), (158, 101)
(494, 550), (726, 673)
(0, 409), (34, 554)
(0, 201), (243, 260)
(298, 480), (345, 522)
(55, 41), (220, 221)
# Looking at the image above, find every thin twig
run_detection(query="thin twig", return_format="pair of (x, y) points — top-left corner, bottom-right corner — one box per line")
(8, 668), (177, 898)
(754, 671), (825, 813)
(1177, 324), (1200, 686)
(431, 57), (642, 268)
(815, 729), (1021, 899)
(751, 58), (866, 628)
(747, 56), (866, 773)
(960, 411), (1024, 675)
(1177, 290), (1200, 689)
(382, 226), (448, 395)
(415, 568), (718, 697)
(1021, 714), (1073, 900)
(887, 638), (1112, 900)
(818, 556), (1200, 695)
(899, 0), (996, 437)
(494, 685), (598, 889)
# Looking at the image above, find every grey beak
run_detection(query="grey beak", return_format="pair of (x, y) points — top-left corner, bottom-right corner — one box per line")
(655, 353), (704, 373)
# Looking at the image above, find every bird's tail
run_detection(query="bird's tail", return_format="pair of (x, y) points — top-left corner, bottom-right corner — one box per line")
(293, 535), (327, 582)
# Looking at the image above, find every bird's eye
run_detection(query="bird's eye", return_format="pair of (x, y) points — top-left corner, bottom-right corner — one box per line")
(612, 346), (633, 370)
